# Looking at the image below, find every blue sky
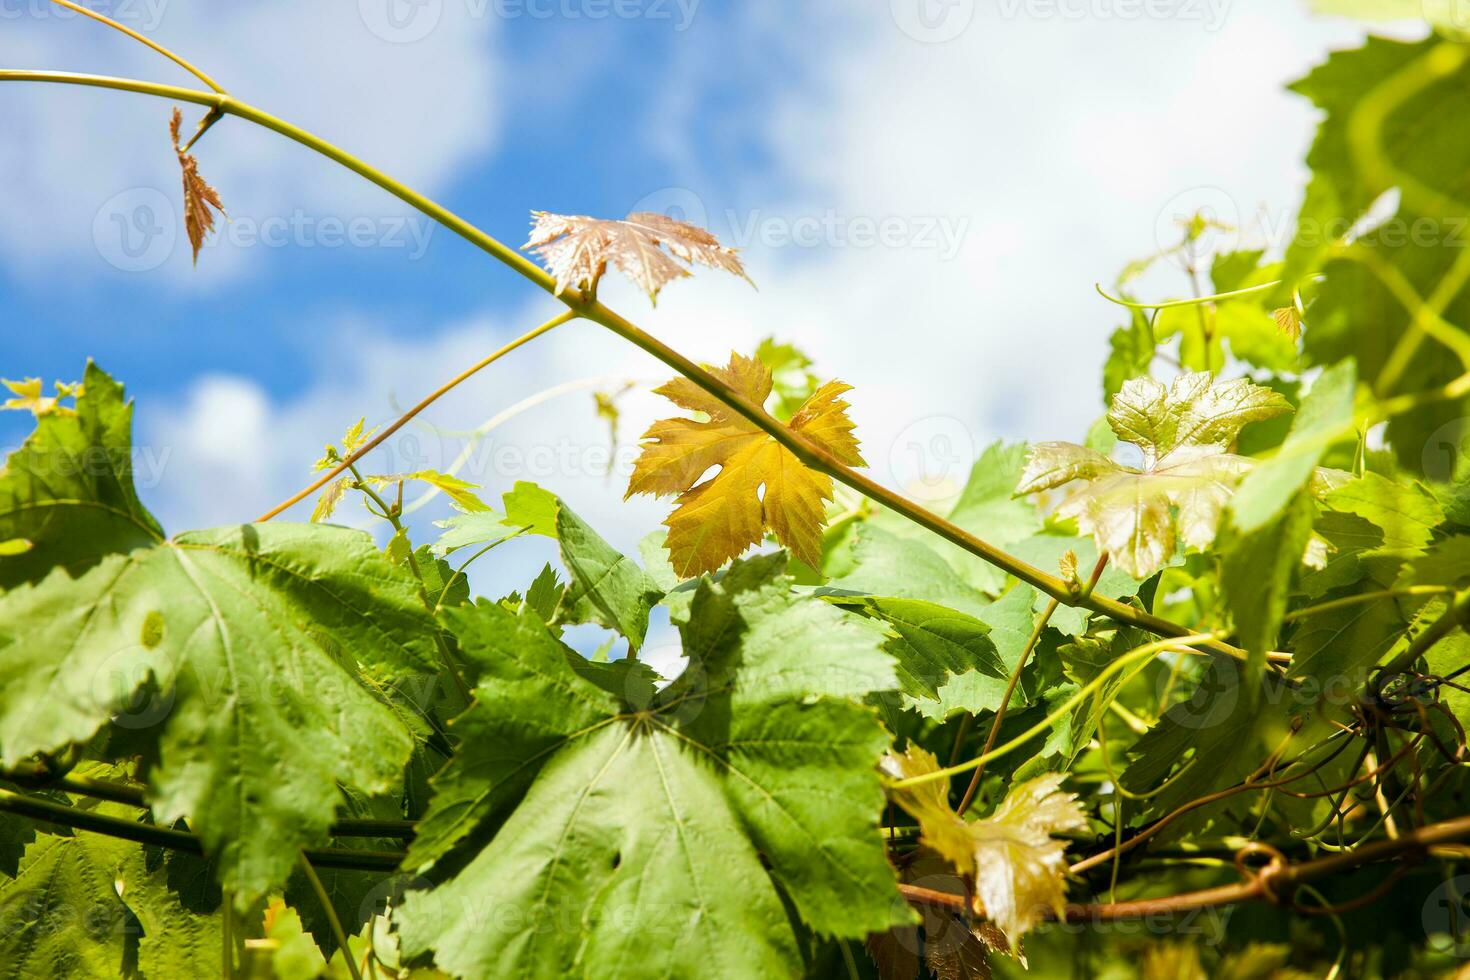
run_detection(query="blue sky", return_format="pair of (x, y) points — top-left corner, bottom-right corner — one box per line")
(1, 1), (1390, 661)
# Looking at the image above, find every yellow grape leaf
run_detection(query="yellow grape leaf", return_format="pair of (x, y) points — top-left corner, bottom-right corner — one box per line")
(341, 417), (376, 455)
(365, 471), (490, 514)
(523, 210), (753, 304)
(1272, 306), (1304, 342)
(310, 477), (353, 524)
(1058, 548), (1078, 584)
(628, 352), (864, 577)
(170, 107), (225, 265)
(1016, 372), (1292, 579)
(884, 747), (1087, 944)
(2, 378), (77, 418)
(312, 418), (378, 473)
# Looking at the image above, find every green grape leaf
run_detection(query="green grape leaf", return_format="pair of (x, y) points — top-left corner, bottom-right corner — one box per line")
(0, 806), (138, 976)
(1121, 659), (1294, 826)
(398, 554), (908, 977)
(833, 597), (1011, 720)
(431, 507), (518, 557)
(1283, 36), (1470, 470)
(501, 482), (664, 651)
(1229, 359), (1358, 533)
(925, 583), (1053, 719)
(0, 370), (440, 907)
(1103, 309), (1157, 404)
(1281, 36), (1470, 291)
(1323, 471), (1444, 552)
(118, 846), (222, 980)
(1288, 588), (1405, 688)
(522, 562), (565, 624)
(830, 524), (991, 617)
(756, 336), (820, 421)
(1219, 491), (1319, 686)
(946, 442), (1041, 547)
(0, 524), (437, 907)
(0, 361), (162, 590)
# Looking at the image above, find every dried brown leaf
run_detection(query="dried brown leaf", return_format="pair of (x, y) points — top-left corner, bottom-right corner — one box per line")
(524, 210), (752, 304)
(170, 107), (225, 265)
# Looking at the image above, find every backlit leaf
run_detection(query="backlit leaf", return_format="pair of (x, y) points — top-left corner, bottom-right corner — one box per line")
(884, 747), (1086, 943)
(629, 352), (866, 577)
(524, 210), (752, 303)
(1017, 372), (1292, 578)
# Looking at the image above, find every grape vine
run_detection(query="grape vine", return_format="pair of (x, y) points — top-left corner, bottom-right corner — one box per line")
(3, 3), (1470, 978)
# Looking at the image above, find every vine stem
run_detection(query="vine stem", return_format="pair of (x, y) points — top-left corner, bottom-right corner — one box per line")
(257, 309), (576, 522)
(899, 812), (1470, 920)
(892, 633), (1222, 789)
(0, 764), (417, 838)
(1094, 279), (1285, 311)
(0, 68), (1255, 661)
(297, 850), (363, 980)
(955, 553), (1110, 816)
(0, 787), (404, 870)
(45, 0), (226, 93)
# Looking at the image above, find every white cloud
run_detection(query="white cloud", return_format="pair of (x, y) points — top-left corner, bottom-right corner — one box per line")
(617, 0), (1379, 487)
(113, 1), (1406, 620)
(0, 0), (500, 281)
